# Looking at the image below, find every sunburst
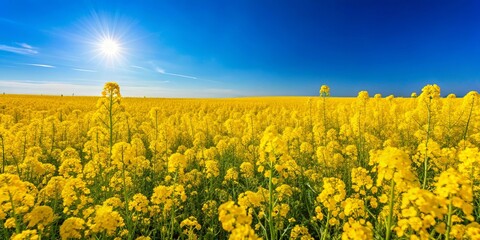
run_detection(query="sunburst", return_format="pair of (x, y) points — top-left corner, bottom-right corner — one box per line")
(99, 38), (120, 57)
(75, 11), (135, 67)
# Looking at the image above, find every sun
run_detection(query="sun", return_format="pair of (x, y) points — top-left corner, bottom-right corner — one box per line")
(100, 38), (120, 57)
(77, 11), (134, 66)
(95, 36), (124, 66)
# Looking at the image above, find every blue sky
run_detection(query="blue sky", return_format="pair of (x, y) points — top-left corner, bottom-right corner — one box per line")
(0, 0), (479, 97)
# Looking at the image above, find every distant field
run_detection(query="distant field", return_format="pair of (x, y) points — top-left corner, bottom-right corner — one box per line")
(0, 83), (478, 239)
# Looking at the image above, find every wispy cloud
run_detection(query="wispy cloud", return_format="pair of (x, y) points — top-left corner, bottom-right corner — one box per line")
(0, 43), (38, 55)
(131, 65), (147, 70)
(17, 42), (33, 49)
(155, 67), (197, 80)
(163, 72), (198, 80)
(26, 63), (55, 68)
(72, 68), (96, 72)
(155, 67), (166, 74)
(0, 17), (18, 25)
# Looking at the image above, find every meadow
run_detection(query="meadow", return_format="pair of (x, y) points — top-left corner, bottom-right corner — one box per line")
(0, 83), (479, 239)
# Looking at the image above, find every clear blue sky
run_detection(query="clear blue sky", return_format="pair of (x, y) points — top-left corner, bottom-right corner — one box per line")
(0, 0), (479, 97)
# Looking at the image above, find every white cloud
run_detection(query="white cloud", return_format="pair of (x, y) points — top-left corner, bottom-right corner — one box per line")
(131, 65), (147, 70)
(163, 72), (198, 80)
(155, 67), (166, 74)
(17, 43), (33, 49)
(26, 63), (55, 68)
(155, 67), (197, 80)
(0, 44), (38, 55)
(72, 68), (96, 72)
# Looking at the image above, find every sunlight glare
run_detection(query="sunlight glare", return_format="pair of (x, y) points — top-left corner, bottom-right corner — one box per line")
(77, 11), (136, 66)
(100, 38), (120, 56)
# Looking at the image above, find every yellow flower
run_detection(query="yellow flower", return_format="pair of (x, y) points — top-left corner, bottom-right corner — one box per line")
(238, 161), (254, 179)
(224, 168), (239, 182)
(229, 224), (261, 240)
(135, 237), (152, 240)
(395, 187), (448, 237)
(129, 193), (149, 214)
(341, 219), (373, 240)
(419, 84), (440, 99)
(109, 171), (133, 192)
(238, 188), (268, 209)
(313, 206), (324, 221)
(317, 177), (346, 214)
(300, 142), (313, 154)
(90, 205), (125, 236)
(4, 217), (16, 229)
(275, 184), (294, 201)
(60, 217), (85, 240)
(272, 203), (290, 218)
(168, 153), (188, 174)
(202, 200), (218, 217)
(435, 168), (472, 201)
(466, 222), (480, 240)
(11, 229), (39, 240)
(0, 174), (36, 217)
(151, 184), (187, 214)
(23, 205), (54, 230)
(458, 147), (480, 191)
(38, 176), (65, 204)
(61, 177), (91, 216)
(320, 85), (330, 97)
(369, 147), (419, 192)
(180, 216), (202, 232)
(290, 225), (314, 240)
(357, 91), (369, 100)
(342, 198), (366, 218)
(218, 201), (253, 232)
(103, 197), (123, 209)
(351, 167), (373, 194)
(59, 158), (83, 178)
(101, 82), (121, 98)
(204, 160), (220, 178)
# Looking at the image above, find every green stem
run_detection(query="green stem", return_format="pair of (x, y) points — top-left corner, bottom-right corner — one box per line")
(8, 190), (20, 234)
(320, 211), (330, 240)
(121, 146), (132, 238)
(322, 96), (327, 146)
(1, 135), (5, 173)
(445, 195), (453, 239)
(268, 161), (276, 240)
(385, 179), (396, 240)
(170, 206), (175, 239)
(422, 98), (432, 189)
(463, 97), (475, 149)
(109, 92), (114, 156)
(154, 110), (159, 141)
(51, 121), (55, 153)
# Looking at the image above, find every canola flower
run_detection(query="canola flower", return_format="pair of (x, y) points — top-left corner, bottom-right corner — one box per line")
(0, 82), (478, 239)
(60, 217), (85, 240)
(23, 205), (54, 231)
(90, 205), (125, 236)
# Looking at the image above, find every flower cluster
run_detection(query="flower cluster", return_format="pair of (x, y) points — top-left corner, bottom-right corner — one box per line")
(0, 82), (478, 239)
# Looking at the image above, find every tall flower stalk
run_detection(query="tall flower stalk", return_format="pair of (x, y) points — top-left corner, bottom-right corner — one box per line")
(96, 82), (123, 156)
(417, 84), (440, 189)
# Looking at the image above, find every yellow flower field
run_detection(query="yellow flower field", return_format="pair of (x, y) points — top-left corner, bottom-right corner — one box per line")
(0, 83), (479, 239)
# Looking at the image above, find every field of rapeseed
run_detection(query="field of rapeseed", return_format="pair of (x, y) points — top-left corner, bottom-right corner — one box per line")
(0, 82), (479, 239)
